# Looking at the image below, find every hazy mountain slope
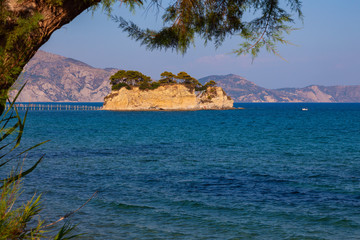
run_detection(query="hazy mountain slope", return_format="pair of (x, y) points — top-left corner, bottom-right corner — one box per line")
(320, 85), (360, 102)
(200, 74), (300, 102)
(200, 74), (360, 102)
(277, 85), (360, 103)
(11, 51), (116, 102)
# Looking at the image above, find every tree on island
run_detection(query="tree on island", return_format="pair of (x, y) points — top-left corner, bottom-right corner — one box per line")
(110, 70), (151, 90)
(110, 69), (163, 90)
(0, 0), (302, 112)
(195, 80), (218, 91)
(159, 71), (177, 84)
(204, 80), (217, 88)
(176, 72), (202, 89)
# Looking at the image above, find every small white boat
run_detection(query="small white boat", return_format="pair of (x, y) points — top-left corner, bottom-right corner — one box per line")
(301, 108), (308, 111)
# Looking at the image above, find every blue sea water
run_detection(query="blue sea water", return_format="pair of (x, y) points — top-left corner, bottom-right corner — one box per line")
(6, 103), (360, 239)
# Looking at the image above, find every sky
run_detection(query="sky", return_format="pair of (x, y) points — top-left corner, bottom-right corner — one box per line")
(40, 0), (360, 89)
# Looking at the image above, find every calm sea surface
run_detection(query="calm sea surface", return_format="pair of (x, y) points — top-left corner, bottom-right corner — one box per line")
(9, 103), (360, 239)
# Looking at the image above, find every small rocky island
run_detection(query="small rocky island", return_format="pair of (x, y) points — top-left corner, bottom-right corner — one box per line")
(103, 70), (234, 111)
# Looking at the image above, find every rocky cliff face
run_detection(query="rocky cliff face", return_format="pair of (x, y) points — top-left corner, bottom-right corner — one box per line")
(103, 84), (234, 111)
(200, 74), (360, 102)
(197, 87), (234, 109)
(10, 51), (116, 102)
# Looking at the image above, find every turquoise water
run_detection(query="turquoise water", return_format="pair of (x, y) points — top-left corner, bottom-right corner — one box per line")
(6, 103), (360, 239)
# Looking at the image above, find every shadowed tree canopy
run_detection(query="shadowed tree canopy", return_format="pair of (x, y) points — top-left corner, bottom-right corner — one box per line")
(159, 71), (177, 84)
(0, 0), (302, 113)
(204, 80), (216, 88)
(176, 71), (201, 88)
(110, 69), (152, 90)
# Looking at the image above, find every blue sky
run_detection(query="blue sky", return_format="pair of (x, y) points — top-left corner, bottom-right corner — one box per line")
(41, 0), (360, 89)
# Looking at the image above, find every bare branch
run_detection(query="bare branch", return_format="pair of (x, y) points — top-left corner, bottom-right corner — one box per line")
(42, 191), (98, 229)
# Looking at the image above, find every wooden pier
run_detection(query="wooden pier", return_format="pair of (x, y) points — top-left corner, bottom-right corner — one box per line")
(5, 103), (102, 111)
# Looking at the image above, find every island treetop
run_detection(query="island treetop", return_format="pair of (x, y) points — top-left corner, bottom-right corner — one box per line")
(110, 69), (216, 92)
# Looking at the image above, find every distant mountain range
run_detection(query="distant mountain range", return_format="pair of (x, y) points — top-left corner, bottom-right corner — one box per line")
(11, 51), (360, 102)
(200, 75), (360, 103)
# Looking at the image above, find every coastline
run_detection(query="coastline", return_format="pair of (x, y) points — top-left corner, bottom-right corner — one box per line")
(100, 106), (242, 112)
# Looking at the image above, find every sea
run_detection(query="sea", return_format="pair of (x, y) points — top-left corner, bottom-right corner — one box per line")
(5, 103), (360, 239)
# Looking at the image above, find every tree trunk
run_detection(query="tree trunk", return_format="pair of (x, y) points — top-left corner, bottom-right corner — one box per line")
(0, 0), (100, 113)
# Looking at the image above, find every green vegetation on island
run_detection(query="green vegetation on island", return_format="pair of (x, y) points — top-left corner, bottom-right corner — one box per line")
(109, 70), (217, 92)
